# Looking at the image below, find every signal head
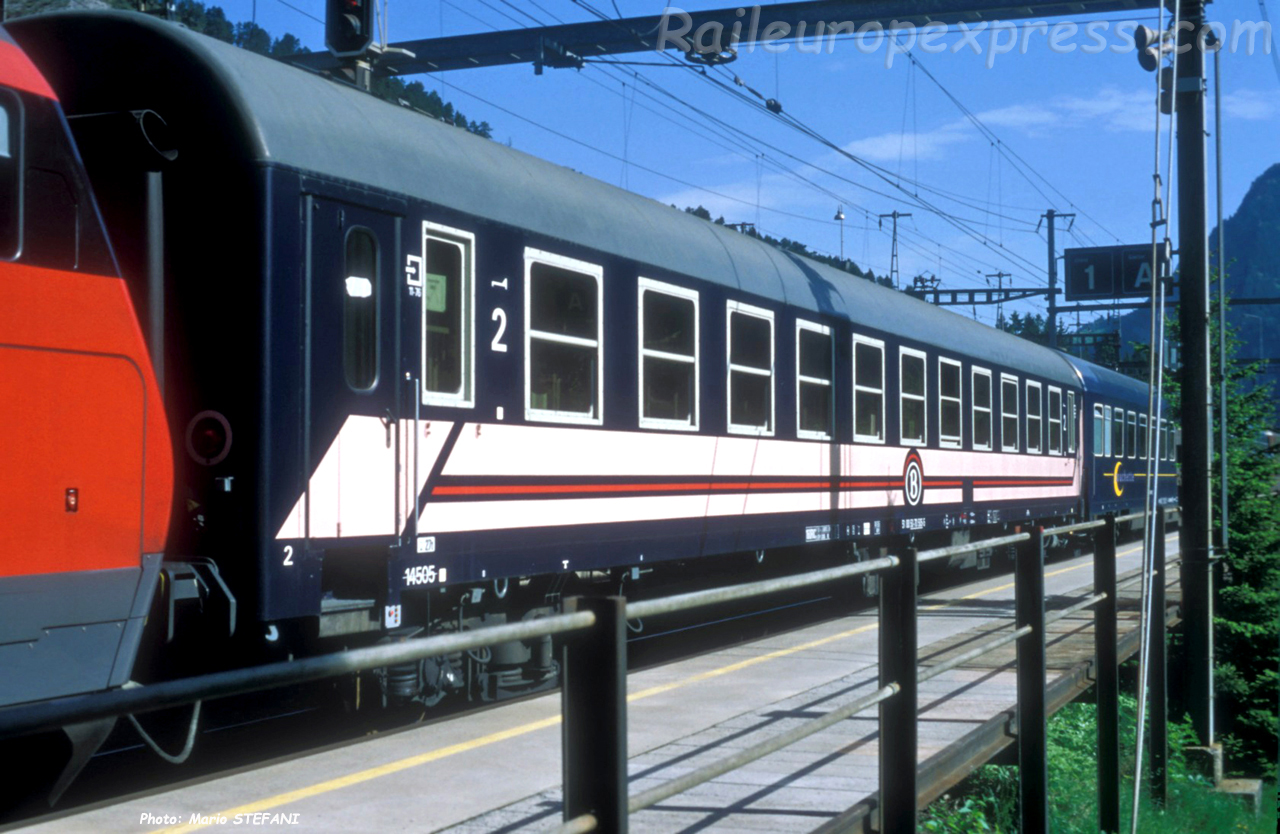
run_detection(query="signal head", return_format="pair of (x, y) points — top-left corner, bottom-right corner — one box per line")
(326, 0), (375, 58)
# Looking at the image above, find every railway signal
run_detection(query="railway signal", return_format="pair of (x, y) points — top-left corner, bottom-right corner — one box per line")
(325, 0), (375, 59)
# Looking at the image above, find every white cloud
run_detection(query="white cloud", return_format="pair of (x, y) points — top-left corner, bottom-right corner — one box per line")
(834, 94), (1112, 167)
(842, 124), (969, 162)
(1056, 86), (1153, 132)
(1222, 89), (1279, 120)
(973, 103), (1060, 132)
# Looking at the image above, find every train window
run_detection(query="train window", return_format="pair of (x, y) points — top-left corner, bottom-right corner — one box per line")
(23, 168), (77, 270)
(796, 321), (832, 439)
(1103, 406), (1113, 457)
(1093, 405), (1105, 457)
(939, 358), (962, 449)
(1026, 381), (1043, 454)
(1048, 387), (1062, 455)
(1068, 392), (1077, 453)
(900, 348), (927, 446)
(639, 278), (698, 430)
(525, 249), (603, 424)
(343, 228), (378, 391)
(727, 301), (774, 435)
(1139, 415), (1148, 459)
(1111, 405), (1124, 458)
(853, 335), (885, 443)
(1127, 412), (1138, 459)
(0, 92), (17, 258)
(422, 224), (474, 408)
(972, 368), (992, 451)
(1001, 375), (1019, 452)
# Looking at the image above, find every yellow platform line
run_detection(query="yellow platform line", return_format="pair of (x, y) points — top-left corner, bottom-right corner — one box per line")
(158, 539), (1158, 832)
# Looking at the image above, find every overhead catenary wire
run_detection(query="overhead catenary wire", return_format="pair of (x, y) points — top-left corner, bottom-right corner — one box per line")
(559, 0), (1055, 279)
(447, 1), (1017, 286)
(438, 0), (1121, 311)
(1132, 1), (1180, 829)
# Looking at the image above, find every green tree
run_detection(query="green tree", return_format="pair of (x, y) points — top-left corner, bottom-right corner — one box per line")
(1160, 284), (1280, 778)
(233, 20), (270, 55)
(1205, 304), (1280, 777)
(269, 33), (306, 58)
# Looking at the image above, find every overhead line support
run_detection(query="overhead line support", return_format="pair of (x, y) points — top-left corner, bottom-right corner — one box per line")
(1174, 0), (1215, 749)
(1038, 209), (1075, 348)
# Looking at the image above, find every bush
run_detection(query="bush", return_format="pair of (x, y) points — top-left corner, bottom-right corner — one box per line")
(919, 694), (1278, 832)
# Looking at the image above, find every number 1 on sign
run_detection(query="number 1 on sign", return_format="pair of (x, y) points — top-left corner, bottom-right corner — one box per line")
(1085, 264), (1095, 290)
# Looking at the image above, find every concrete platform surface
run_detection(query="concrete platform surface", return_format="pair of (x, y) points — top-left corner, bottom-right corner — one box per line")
(20, 536), (1174, 834)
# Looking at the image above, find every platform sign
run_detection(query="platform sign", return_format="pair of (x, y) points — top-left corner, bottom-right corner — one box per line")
(1064, 244), (1167, 302)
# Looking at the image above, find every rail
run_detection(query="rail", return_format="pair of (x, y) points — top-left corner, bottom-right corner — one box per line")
(0, 508), (1178, 834)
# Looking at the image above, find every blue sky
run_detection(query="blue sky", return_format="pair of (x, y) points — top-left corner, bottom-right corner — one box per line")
(232, 0), (1278, 327)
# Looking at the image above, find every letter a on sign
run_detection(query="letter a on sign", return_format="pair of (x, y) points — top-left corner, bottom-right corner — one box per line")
(1133, 261), (1152, 289)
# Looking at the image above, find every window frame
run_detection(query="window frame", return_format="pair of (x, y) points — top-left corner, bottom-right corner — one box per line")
(1110, 405), (1124, 458)
(1067, 391), (1077, 454)
(795, 319), (833, 441)
(1048, 386), (1063, 455)
(637, 277), (699, 432)
(1000, 373), (1020, 453)
(938, 357), (963, 449)
(971, 366), (993, 452)
(1025, 380), (1043, 454)
(852, 334), (886, 444)
(899, 346), (928, 447)
(342, 225), (380, 393)
(419, 221), (476, 409)
(1093, 404), (1105, 457)
(1139, 414), (1148, 460)
(523, 247), (605, 426)
(726, 300), (775, 437)
(0, 88), (22, 261)
(1127, 411), (1138, 460)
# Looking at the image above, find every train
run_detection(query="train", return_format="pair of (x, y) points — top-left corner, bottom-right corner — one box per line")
(0, 9), (1177, 800)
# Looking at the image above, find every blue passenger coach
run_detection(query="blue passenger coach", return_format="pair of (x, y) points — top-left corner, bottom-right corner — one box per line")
(8, 11), (1175, 706)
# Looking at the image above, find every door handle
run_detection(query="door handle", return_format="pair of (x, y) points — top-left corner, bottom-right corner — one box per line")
(381, 409), (393, 448)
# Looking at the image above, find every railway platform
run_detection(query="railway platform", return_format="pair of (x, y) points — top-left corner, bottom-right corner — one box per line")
(16, 536), (1178, 834)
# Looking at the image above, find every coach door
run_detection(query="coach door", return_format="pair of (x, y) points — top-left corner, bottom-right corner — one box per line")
(304, 197), (402, 542)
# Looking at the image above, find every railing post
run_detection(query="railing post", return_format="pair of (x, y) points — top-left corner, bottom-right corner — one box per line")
(879, 541), (917, 833)
(1150, 510), (1168, 806)
(1016, 527), (1048, 834)
(562, 595), (627, 833)
(1095, 513), (1120, 833)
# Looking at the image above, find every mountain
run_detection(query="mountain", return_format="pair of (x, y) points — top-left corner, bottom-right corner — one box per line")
(1214, 163), (1280, 368)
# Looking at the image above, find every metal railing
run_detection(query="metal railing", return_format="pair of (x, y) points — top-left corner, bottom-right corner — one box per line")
(0, 508), (1176, 834)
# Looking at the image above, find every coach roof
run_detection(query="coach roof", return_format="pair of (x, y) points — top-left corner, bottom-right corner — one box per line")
(18, 10), (1079, 387)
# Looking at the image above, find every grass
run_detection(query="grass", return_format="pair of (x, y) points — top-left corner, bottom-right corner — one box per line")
(919, 695), (1278, 833)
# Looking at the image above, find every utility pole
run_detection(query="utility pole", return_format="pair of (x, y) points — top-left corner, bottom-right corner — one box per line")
(987, 271), (1012, 328)
(1211, 33), (1228, 559)
(879, 210), (912, 290)
(1039, 210), (1075, 348)
(1176, 0), (1214, 748)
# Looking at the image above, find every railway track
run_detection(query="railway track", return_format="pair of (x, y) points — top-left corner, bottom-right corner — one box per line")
(2, 535), (1158, 832)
